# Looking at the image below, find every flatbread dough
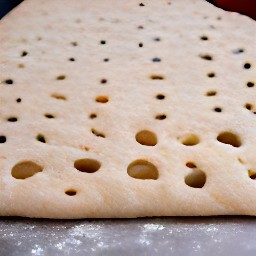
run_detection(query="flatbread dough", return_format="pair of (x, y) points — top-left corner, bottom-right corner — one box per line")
(0, 0), (256, 218)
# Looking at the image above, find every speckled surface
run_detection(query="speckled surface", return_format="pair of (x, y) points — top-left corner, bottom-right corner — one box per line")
(1, 217), (256, 255)
(1, 1), (256, 255)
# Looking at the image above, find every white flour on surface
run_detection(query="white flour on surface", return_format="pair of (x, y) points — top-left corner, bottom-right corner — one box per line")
(0, 219), (249, 255)
(31, 245), (44, 256)
(69, 224), (102, 238)
(137, 223), (166, 246)
(143, 223), (166, 232)
(97, 241), (109, 249)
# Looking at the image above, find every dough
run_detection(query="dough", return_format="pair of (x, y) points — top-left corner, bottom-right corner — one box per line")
(0, 0), (256, 218)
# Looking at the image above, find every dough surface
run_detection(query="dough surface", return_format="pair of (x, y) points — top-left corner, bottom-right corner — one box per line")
(0, 0), (256, 218)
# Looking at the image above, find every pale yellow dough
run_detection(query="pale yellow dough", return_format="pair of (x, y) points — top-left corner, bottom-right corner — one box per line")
(0, 0), (256, 218)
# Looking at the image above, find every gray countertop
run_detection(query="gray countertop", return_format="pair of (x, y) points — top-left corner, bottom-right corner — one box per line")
(1, 217), (256, 256)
